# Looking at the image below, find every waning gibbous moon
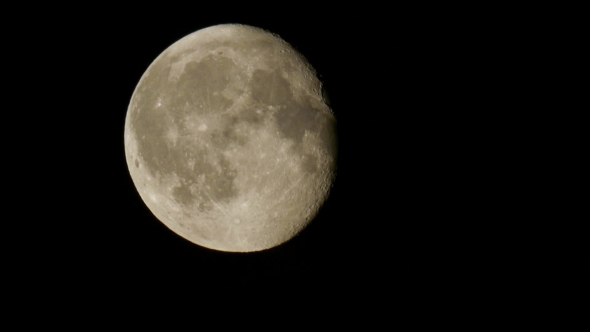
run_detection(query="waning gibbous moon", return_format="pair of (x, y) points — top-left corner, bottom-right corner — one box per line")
(124, 24), (337, 252)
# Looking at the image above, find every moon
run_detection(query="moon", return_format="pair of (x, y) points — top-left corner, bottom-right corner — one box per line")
(124, 24), (337, 252)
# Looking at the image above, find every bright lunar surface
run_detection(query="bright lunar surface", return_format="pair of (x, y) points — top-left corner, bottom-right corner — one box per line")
(124, 24), (337, 252)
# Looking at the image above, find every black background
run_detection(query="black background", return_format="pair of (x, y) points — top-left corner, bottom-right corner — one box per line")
(10, 2), (585, 328)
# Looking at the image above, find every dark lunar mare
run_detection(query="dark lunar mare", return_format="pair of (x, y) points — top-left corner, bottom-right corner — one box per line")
(249, 68), (337, 173)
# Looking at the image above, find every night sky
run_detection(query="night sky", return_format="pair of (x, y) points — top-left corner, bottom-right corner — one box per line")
(11, 2), (584, 328)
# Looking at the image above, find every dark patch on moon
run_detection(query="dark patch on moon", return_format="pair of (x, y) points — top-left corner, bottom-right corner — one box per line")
(172, 185), (194, 206)
(239, 106), (266, 126)
(250, 69), (292, 106)
(206, 156), (239, 202)
(178, 149), (240, 208)
(300, 154), (318, 173)
(164, 150), (240, 210)
(222, 115), (248, 146)
(173, 56), (237, 115)
(197, 200), (214, 213)
(274, 98), (319, 144)
(249, 69), (322, 145)
(246, 68), (337, 176)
